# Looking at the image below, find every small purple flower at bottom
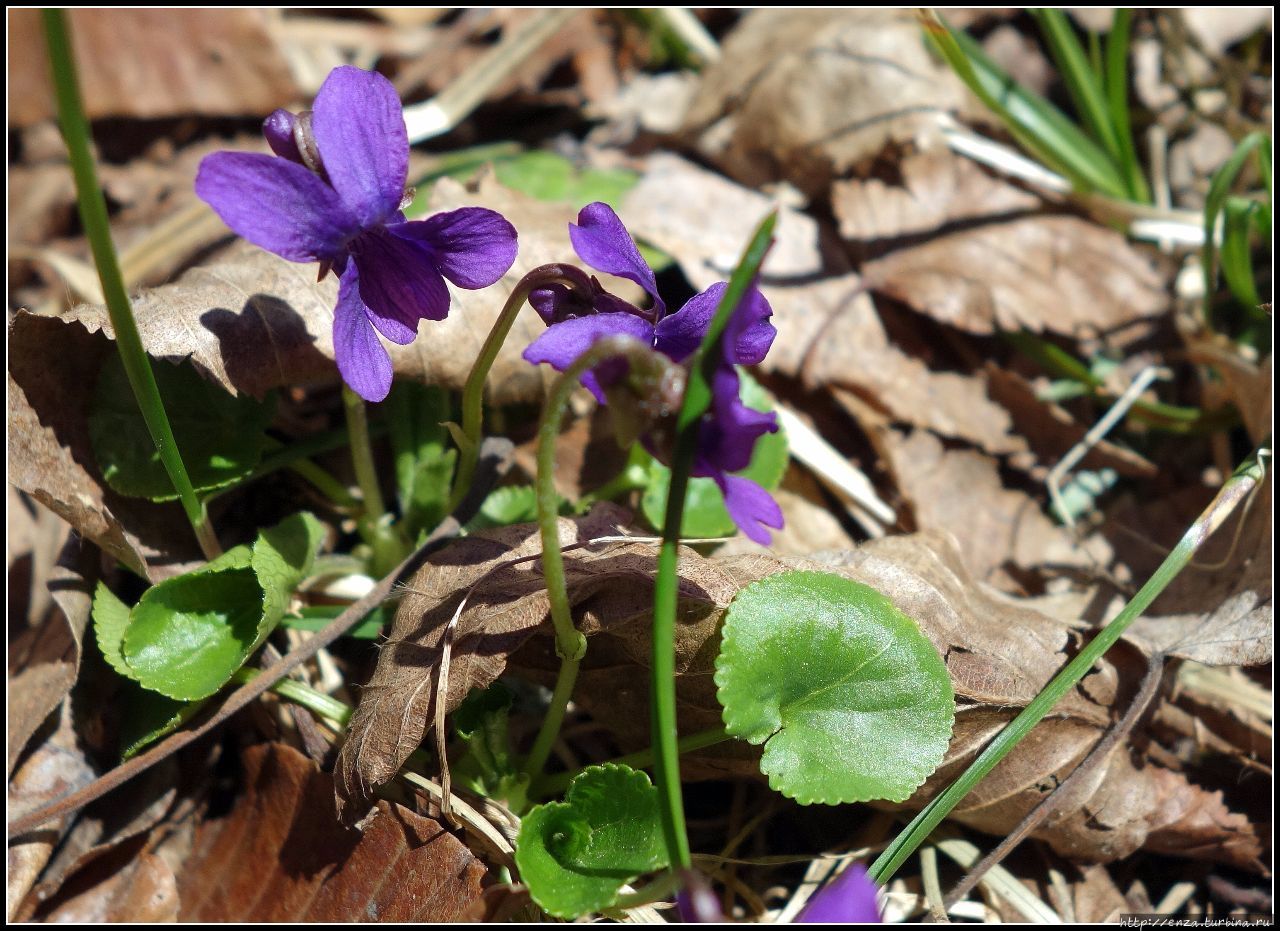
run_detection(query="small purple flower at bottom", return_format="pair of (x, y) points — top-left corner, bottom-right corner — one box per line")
(522, 203), (783, 544)
(196, 66), (517, 402)
(796, 865), (882, 923)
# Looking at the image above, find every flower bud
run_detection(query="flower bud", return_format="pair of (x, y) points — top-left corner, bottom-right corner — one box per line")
(600, 344), (686, 450)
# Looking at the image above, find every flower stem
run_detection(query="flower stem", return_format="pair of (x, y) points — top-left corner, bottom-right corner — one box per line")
(867, 445), (1270, 886)
(43, 8), (221, 561)
(649, 213), (777, 873)
(532, 725), (729, 798)
(447, 265), (595, 513)
(520, 336), (655, 784)
(341, 385), (404, 575)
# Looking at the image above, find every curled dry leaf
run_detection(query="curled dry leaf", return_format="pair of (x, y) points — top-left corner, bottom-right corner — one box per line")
(179, 743), (485, 921)
(623, 154), (1023, 455)
(335, 503), (1261, 866)
(8, 9), (298, 127)
(680, 9), (967, 195)
(7, 323), (200, 578)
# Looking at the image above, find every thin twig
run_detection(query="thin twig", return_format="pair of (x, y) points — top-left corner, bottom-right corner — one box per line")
(7, 437), (512, 838)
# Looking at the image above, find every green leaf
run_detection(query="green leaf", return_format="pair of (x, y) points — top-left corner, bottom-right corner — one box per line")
(495, 150), (638, 210)
(1221, 196), (1263, 311)
(385, 383), (457, 539)
(452, 683), (527, 810)
(464, 484), (571, 531)
(92, 581), (137, 681)
(516, 764), (668, 918)
(715, 571), (954, 805)
(90, 354), (276, 500)
(119, 685), (203, 759)
(250, 511), (325, 637)
(641, 371), (788, 538)
(119, 513), (323, 701)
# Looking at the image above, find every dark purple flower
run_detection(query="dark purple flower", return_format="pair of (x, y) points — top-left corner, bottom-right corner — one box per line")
(796, 865), (882, 923)
(522, 203), (783, 544)
(195, 66), (518, 402)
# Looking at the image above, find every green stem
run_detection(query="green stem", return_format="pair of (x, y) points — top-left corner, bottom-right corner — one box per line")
(534, 726), (729, 798)
(868, 446), (1269, 886)
(43, 8), (220, 561)
(285, 459), (360, 511)
(447, 265), (596, 513)
(650, 214), (778, 874)
(521, 654), (581, 785)
(201, 424), (385, 506)
(342, 385), (404, 575)
(521, 338), (650, 783)
(231, 668), (352, 728)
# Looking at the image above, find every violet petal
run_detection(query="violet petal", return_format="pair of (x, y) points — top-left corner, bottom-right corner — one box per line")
(523, 312), (655, 402)
(351, 227), (449, 344)
(262, 109), (304, 164)
(522, 312), (655, 372)
(722, 284), (777, 366)
(333, 264), (394, 402)
(389, 207), (517, 289)
(796, 865), (882, 924)
(716, 474), (784, 545)
(195, 151), (357, 262)
(569, 202), (665, 318)
(310, 65), (407, 228)
(656, 282), (776, 365)
(694, 367), (778, 476)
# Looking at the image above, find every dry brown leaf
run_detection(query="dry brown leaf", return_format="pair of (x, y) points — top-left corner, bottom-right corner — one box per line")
(7, 324), (199, 578)
(7, 704), (97, 921)
(622, 155), (1023, 455)
(23, 760), (179, 919)
(872, 427), (1097, 582)
(8, 9), (298, 127)
(178, 742), (486, 921)
(984, 364), (1158, 479)
(831, 148), (1040, 244)
(861, 216), (1168, 337)
(680, 9), (968, 195)
(6, 545), (93, 777)
(1122, 479), (1272, 667)
(36, 843), (179, 923)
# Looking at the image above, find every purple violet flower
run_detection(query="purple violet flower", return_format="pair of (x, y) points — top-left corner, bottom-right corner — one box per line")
(796, 865), (882, 923)
(195, 66), (518, 402)
(522, 203), (783, 544)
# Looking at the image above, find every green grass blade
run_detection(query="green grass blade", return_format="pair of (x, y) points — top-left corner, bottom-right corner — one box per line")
(923, 11), (1128, 199)
(1202, 132), (1270, 321)
(1032, 9), (1121, 162)
(1103, 9), (1150, 202)
(1221, 197), (1263, 312)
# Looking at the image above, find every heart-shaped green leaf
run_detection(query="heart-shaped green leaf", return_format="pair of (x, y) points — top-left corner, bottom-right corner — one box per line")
(641, 370), (788, 538)
(715, 571), (954, 805)
(515, 764), (667, 918)
(89, 354), (276, 500)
